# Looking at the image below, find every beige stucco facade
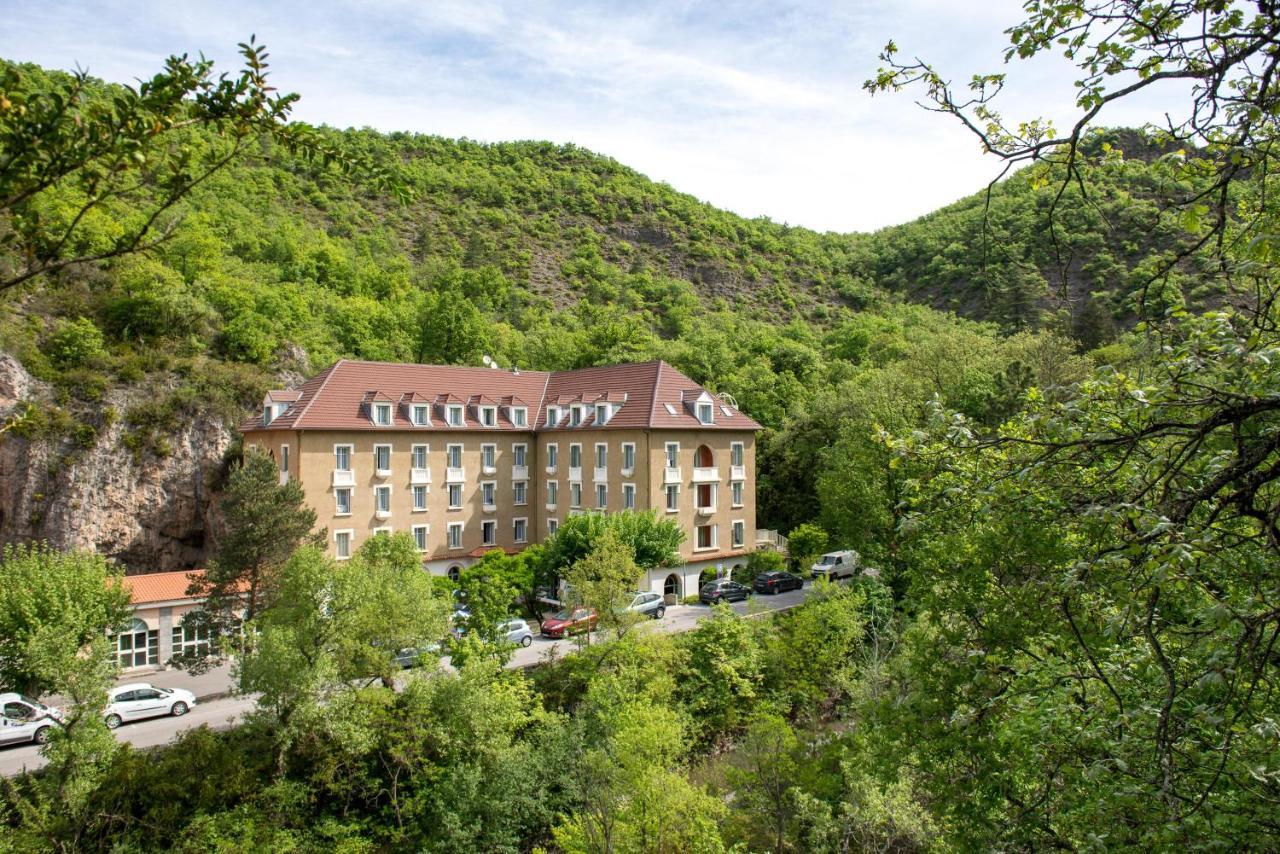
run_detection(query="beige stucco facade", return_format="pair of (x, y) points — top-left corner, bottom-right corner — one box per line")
(242, 425), (757, 584)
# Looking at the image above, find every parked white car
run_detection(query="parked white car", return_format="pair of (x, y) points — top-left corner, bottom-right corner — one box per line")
(624, 591), (666, 619)
(504, 619), (534, 648)
(103, 684), (196, 729)
(810, 550), (859, 580)
(0, 693), (63, 746)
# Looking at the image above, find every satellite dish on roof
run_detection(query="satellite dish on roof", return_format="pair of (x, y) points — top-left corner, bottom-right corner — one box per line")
(481, 355), (493, 367)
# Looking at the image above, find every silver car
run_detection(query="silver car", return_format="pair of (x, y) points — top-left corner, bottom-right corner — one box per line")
(103, 683), (196, 729)
(625, 592), (666, 619)
(504, 618), (534, 647)
(0, 693), (63, 746)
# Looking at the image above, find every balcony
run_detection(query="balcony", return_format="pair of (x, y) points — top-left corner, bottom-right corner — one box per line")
(569, 466), (582, 482)
(621, 467), (635, 478)
(546, 501), (557, 512)
(411, 467), (431, 485)
(692, 467), (719, 483)
(375, 508), (391, 520)
(696, 505), (716, 517)
(663, 467), (682, 485)
(481, 463), (497, 476)
(730, 465), (746, 481)
(545, 464), (557, 475)
(375, 467), (392, 479)
(332, 469), (355, 487)
(482, 502), (497, 513)
(446, 467), (466, 483)
(593, 466), (609, 482)
(512, 465), (529, 481)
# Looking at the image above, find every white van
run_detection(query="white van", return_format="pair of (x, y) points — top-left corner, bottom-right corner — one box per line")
(810, 550), (859, 580)
(0, 692), (64, 746)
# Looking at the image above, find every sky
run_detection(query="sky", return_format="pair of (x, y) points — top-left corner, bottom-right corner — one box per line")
(0, 0), (1192, 233)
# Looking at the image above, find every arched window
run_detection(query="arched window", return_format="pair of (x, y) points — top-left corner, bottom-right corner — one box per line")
(695, 445), (714, 468)
(663, 574), (681, 598)
(447, 565), (462, 583)
(115, 617), (157, 668)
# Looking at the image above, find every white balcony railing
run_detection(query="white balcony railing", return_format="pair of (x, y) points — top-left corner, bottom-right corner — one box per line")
(375, 508), (391, 520)
(663, 467), (682, 485)
(730, 465), (746, 481)
(511, 465), (528, 481)
(692, 467), (719, 483)
(376, 467), (392, 478)
(593, 466), (609, 482)
(696, 505), (716, 517)
(278, 471), (290, 485)
(545, 464), (557, 475)
(546, 502), (557, 512)
(482, 464), (497, 476)
(482, 502), (497, 513)
(569, 467), (582, 482)
(621, 467), (635, 478)
(333, 469), (355, 487)
(411, 467), (431, 485)
(446, 467), (466, 483)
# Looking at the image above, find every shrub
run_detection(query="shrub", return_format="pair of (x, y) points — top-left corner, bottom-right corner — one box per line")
(45, 316), (106, 369)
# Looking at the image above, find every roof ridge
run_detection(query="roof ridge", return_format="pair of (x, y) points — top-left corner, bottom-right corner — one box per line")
(293, 359), (345, 427)
(648, 360), (664, 428)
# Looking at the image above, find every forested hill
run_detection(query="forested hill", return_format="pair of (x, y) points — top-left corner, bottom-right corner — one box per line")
(0, 59), (1225, 565)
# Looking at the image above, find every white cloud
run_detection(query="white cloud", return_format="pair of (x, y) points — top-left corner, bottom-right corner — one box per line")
(0, 0), (1196, 232)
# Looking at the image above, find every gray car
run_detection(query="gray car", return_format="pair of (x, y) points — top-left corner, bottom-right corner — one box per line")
(503, 618), (534, 647)
(625, 591), (666, 619)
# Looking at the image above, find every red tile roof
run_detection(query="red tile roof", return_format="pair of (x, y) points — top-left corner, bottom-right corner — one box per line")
(122, 569), (205, 605)
(241, 360), (761, 433)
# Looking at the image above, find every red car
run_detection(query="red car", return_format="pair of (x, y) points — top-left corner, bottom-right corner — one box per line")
(540, 607), (598, 638)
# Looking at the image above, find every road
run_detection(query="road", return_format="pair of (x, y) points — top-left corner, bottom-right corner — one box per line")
(0, 584), (813, 777)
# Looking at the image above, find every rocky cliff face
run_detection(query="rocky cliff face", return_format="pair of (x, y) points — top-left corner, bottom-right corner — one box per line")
(0, 353), (231, 572)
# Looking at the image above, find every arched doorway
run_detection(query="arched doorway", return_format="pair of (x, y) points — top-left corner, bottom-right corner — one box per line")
(699, 566), (718, 585)
(695, 445), (714, 468)
(447, 565), (462, 583)
(115, 618), (157, 668)
(663, 573), (681, 598)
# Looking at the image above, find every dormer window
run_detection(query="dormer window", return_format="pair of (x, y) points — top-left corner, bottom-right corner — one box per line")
(697, 402), (714, 424)
(373, 403), (392, 426)
(512, 407), (527, 428)
(595, 403), (610, 425)
(448, 405), (464, 426)
(411, 404), (430, 426)
(480, 406), (497, 427)
(570, 406), (582, 427)
(263, 404), (287, 426)
(547, 406), (561, 427)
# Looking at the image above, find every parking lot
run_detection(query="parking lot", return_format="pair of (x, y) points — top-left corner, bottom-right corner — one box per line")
(0, 581), (816, 777)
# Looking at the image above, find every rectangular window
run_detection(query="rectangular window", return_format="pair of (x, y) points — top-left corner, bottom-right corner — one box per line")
(374, 444), (391, 473)
(481, 444), (496, 470)
(732, 520), (745, 547)
(335, 488), (352, 516)
(570, 406), (582, 427)
(481, 406), (496, 427)
(335, 530), (352, 559)
(513, 518), (528, 543)
(512, 407), (527, 427)
(448, 522), (463, 549)
(280, 444), (289, 473)
(482, 481), (496, 506)
(570, 444), (582, 468)
(596, 403), (608, 424)
(482, 519), (497, 545)
(513, 481), (527, 505)
(665, 442), (679, 468)
(623, 483), (636, 510)
(697, 402), (714, 424)
(447, 444), (462, 468)
(373, 402), (392, 425)
(570, 482), (582, 508)
(412, 485), (428, 511)
(335, 445), (352, 471)
(547, 481), (558, 506)
(548, 518), (559, 536)
(596, 483), (607, 509)
(666, 484), (679, 512)
(413, 525), (429, 551)
(731, 442), (744, 467)
(595, 443), (607, 468)
(546, 443), (558, 469)
(374, 485), (391, 513)
(622, 443), (635, 471)
(513, 444), (527, 466)
(697, 524), (716, 550)
(732, 481), (744, 507)
(411, 444), (428, 469)
(412, 404), (430, 426)
(448, 483), (463, 509)
(448, 405), (464, 426)
(547, 406), (560, 427)
(172, 621), (214, 659)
